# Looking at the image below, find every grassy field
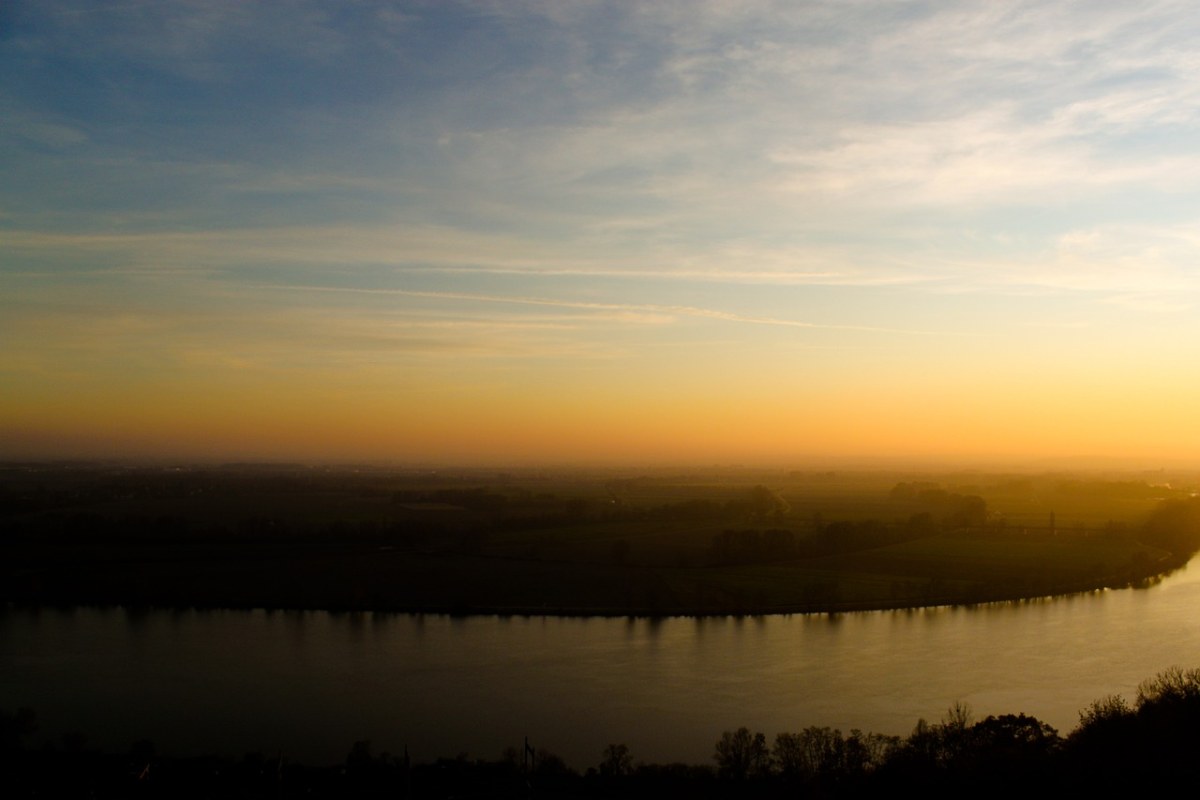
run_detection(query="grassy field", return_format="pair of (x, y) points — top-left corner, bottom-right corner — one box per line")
(2, 463), (1196, 615)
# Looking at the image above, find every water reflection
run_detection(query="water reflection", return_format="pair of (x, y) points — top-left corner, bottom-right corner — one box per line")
(2, 565), (1199, 770)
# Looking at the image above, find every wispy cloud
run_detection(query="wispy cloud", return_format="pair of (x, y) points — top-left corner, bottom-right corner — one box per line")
(7, 1), (1200, 461)
(257, 283), (954, 336)
(0, 225), (918, 287)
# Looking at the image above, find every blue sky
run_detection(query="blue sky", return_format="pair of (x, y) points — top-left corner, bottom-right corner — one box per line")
(4, 1), (1200, 464)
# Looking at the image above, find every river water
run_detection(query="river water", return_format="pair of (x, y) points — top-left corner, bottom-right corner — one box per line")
(3, 564), (1199, 769)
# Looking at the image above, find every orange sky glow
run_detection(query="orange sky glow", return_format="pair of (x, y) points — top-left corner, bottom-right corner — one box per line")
(4, 3), (1200, 468)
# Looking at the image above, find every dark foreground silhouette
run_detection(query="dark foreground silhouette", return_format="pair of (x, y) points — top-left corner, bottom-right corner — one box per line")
(4, 666), (1199, 798)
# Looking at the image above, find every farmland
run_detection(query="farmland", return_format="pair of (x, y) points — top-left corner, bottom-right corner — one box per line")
(2, 463), (1197, 615)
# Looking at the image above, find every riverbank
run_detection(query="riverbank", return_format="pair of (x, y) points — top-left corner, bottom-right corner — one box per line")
(2, 530), (1184, 617)
(3, 463), (1196, 617)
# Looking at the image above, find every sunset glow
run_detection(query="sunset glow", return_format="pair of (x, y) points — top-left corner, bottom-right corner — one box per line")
(4, 1), (1200, 466)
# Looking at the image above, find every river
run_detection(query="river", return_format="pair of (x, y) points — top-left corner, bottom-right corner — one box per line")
(3, 563), (1199, 769)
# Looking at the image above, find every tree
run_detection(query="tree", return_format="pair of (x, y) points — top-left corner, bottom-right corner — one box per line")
(714, 727), (770, 779)
(968, 713), (1059, 757)
(1136, 665), (1200, 709)
(773, 727), (844, 779)
(772, 731), (807, 778)
(845, 729), (900, 774)
(1142, 498), (1200, 556)
(600, 743), (632, 777)
(1077, 694), (1131, 729)
(748, 485), (789, 521)
(907, 702), (972, 766)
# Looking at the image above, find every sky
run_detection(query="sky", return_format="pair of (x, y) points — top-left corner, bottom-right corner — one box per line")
(3, 1), (1200, 467)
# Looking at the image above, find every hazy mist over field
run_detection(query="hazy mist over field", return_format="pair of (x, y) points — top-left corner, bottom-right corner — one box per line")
(4, 2), (1200, 467)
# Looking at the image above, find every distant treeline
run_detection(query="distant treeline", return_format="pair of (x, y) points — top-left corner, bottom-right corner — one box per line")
(1141, 496), (1200, 557)
(5, 465), (1200, 615)
(4, 666), (1200, 798)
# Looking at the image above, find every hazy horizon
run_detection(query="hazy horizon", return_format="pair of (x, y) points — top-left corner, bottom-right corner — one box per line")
(5, 2), (1200, 467)
(4, 452), (1198, 478)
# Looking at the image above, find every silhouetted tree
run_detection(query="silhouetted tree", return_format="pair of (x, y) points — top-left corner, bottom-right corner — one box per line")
(940, 701), (973, 762)
(1077, 694), (1132, 729)
(964, 713), (1060, 785)
(845, 728), (900, 774)
(773, 726), (845, 779)
(1142, 497), (1200, 556)
(1065, 667), (1200, 791)
(748, 485), (789, 521)
(714, 727), (770, 779)
(533, 747), (572, 776)
(1136, 665), (1200, 709)
(600, 743), (632, 777)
